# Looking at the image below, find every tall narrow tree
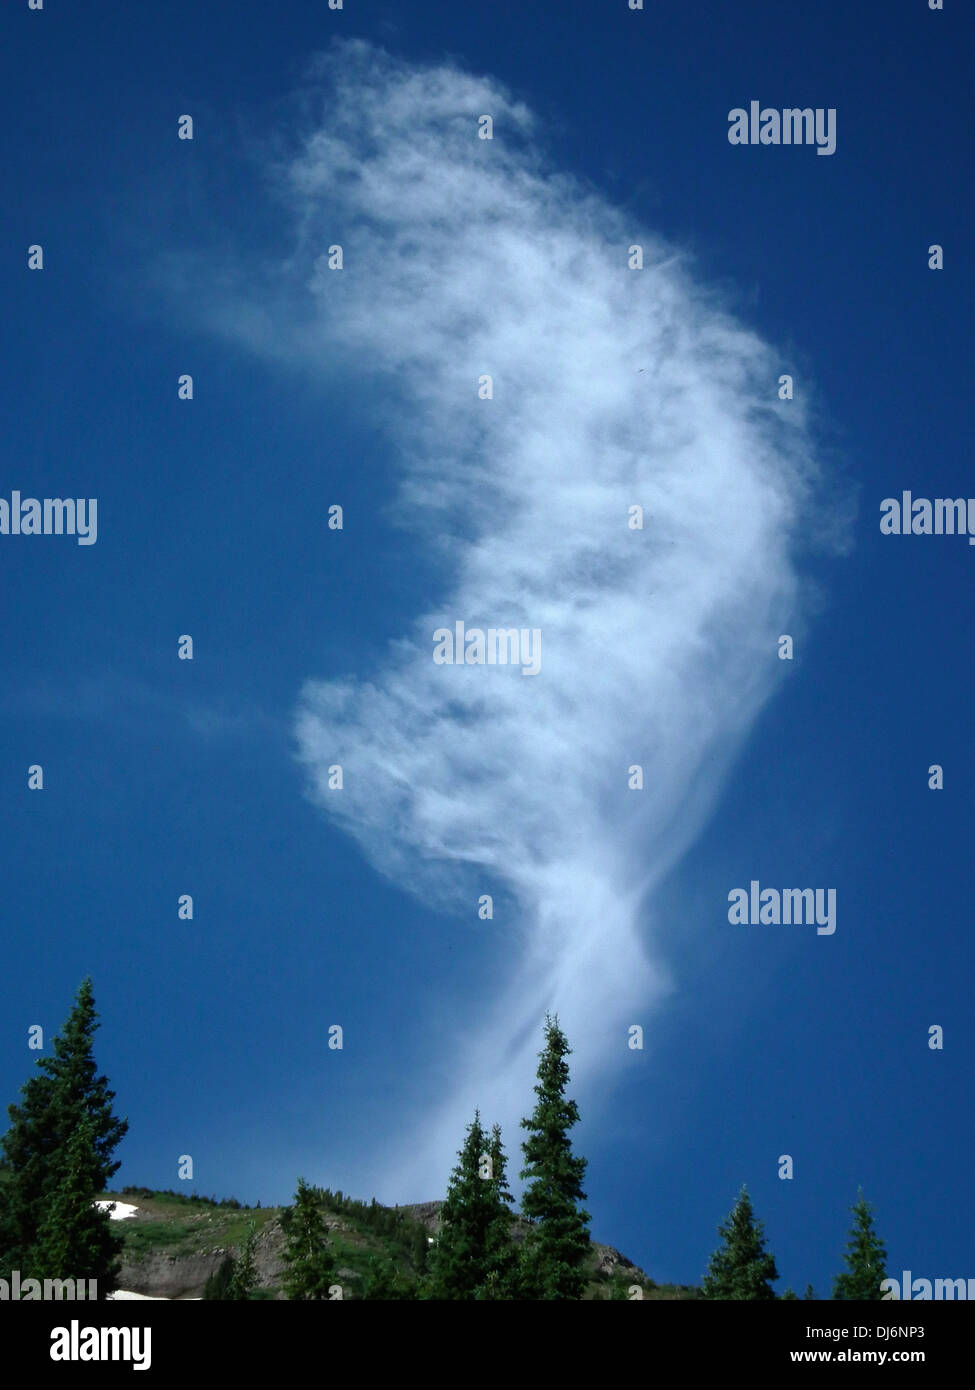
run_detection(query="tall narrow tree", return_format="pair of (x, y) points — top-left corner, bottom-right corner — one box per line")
(1, 979), (128, 1282)
(281, 1178), (334, 1300)
(227, 1222), (259, 1301)
(427, 1110), (516, 1300)
(477, 1123), (518, 1299)
(702, 1187), (779, 1300)
(519, 1016), (591, 1300)
(832, 1189), (888, 1300)
(32, 1118), (124, 1294)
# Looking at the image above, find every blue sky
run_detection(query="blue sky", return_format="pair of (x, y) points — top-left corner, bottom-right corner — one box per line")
(2, 0), (972, 1296)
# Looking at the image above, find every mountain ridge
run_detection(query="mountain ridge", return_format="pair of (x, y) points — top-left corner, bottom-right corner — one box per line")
(106, 1187), (703, 1300)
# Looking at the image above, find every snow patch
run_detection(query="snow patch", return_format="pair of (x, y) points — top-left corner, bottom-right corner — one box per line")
(94, 1200), (139, 1220)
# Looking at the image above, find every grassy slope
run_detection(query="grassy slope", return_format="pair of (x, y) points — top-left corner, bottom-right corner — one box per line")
(104, 1186), (702, 1300)
(106, 1191), (279, 1261)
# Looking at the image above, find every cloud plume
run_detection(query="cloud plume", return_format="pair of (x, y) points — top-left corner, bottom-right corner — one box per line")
(197, 39), (832, 1194)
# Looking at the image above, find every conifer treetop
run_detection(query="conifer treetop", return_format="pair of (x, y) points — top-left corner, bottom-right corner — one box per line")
(518, 1016), (591, 1299)
(702, 1185), (780, 1301)
(832, 1188), (888, 1301)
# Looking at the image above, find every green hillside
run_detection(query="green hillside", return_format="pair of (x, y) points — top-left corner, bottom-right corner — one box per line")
(106, 1185), (703, 1301)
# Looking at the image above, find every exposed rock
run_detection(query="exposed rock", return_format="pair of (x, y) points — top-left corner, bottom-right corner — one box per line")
(400, 1201), (444, 1233)
(117, 1251), (227, 1301)
(120, 1217), (289, 1300)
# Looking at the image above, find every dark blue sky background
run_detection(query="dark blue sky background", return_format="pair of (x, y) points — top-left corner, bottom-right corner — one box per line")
(2, 0), (972, 1295)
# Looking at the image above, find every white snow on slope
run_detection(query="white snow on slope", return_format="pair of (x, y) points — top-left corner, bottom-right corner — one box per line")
(93, 1200), (138, 1220)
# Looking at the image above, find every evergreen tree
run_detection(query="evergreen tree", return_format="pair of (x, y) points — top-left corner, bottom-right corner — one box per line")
(781, 1287), (798, 1300)
(359, 1256), (415, 1300)
(281, 1178), (334, 1300)
(427, 1111), (516, 1300)
(32, 1118), (124, 1294)
(410, 1223), (428, 1276)
(1, 979), (128, 1280)
(478, 1123), (518, 1299)
(832, 1189), (887, 1300)
(518, 1016), (591, 1300)
(226, 1223), (259, 1301)
(0, 1162), (17, 1268)
(702, 1187), (779, 1300)
(803, 1284), (816, 1301)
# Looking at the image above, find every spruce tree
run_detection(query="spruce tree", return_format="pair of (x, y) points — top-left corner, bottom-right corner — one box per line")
(427, 1111), (516, 1300)
(519, 1016), (591, 1300)
(227, 1223), (259, 1301)
(1, 979), (128, 1281)
(281, 1178), (334, 1300)
(32, 1118), (124, 1294)
(478, 1123), (518, 1299)
(702, 1187), (779, 1300)
(832, 1189), (888, 1300)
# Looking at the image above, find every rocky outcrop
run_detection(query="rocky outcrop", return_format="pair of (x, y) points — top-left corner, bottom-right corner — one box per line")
(400, 1201), (444, 1233)
(119, 1216), (289, 1300)
(117, 1250), (226, 1301)
(592, 1243), (645, 1281)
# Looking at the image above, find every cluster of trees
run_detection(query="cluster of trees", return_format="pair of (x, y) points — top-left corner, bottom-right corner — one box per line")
(369, 1017), (889, 1302)
(317, 1189), (428, 1268)
(206, 1178), (337, 1301)
(209, 1014), (592, 1300)
(209, 1179), (337, 1301)
(119, 1186), (255, 1211)
(422, 1014), (593, 1300)
(0, 980), (892, 1301)
(701, 1184), (889, 1302)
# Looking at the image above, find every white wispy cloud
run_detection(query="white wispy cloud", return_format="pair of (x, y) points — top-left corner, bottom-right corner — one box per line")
(183, 39), (841, 1197)
(0, 673), (278, 743)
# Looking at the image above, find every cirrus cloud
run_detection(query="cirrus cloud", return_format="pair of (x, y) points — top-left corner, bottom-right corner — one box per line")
(181, 38), (842, 1196)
